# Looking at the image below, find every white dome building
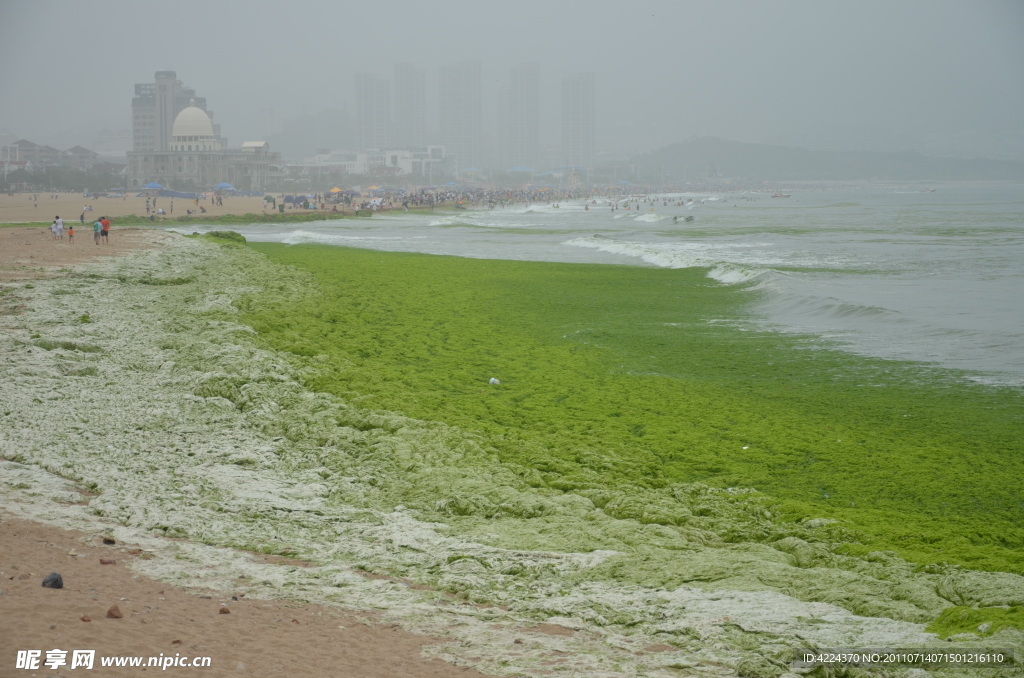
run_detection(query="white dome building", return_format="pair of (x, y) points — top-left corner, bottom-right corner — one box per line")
(127, 96), (280, 192)
(171, 100), (218, 152)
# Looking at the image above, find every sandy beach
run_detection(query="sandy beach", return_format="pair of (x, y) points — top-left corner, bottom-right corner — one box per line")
(0, 226), (170, 280)
(0, 516), (491, 678)
(0, 192), (271, 224)
(2, 226), (1020, 677)
(0, 231), (496, 678)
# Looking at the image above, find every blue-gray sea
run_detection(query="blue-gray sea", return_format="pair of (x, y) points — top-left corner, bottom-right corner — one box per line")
(171, 184), (1024, 385)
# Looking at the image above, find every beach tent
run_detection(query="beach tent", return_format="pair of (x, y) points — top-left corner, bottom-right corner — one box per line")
(507, 166), (535, 173)
(213, 182), (235, 190)
(328, 187), (343, 193)
(367, 185), (380, 190)
(143, 182), (162, 189)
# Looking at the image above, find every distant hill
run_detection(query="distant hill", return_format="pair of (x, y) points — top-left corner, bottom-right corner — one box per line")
(629, 137), (1024, 182)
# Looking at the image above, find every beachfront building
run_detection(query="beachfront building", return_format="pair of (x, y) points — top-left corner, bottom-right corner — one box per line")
(561, 72), (596, 171)
(293, 146), (455, 181)
(126, 101), (281, 191)
(1, 139), (61, 167)
(393, 63), (427, 149)
(439, 61), (484, 171)
(131, 71), (222, 153)
(60, 146), (101, 169)
(355, 73), (391, 151)
(502, 63), (541, 172)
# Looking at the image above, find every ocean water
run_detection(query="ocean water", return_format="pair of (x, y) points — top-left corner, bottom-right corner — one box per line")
(171, 184), (1024, 384)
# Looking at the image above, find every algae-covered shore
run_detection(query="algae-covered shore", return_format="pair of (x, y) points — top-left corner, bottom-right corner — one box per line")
(1, 232), (1022, 677)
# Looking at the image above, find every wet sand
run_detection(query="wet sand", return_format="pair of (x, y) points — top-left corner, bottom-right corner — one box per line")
(0, 226), (171, 280)
(0, 515), (491, 678)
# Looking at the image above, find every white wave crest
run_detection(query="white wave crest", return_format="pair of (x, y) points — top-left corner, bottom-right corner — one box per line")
(280, 230), (408, 245)
(564, 236), (771, 284)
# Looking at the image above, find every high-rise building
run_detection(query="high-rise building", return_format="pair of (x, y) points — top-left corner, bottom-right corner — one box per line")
(131, 71), (213, 153)
(393, 63), (426, 149)
(438, 61), (483, 170)
(561, 72), (596, 169)
(504, 63), (540, 170)
(355, 73), (391, 150)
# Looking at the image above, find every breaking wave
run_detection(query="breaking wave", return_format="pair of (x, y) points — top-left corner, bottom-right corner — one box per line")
(564, 236), (772, 284)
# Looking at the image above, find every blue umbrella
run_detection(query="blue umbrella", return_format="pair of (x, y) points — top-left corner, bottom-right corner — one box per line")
(143, 182), (162, 189)
(213, 182), (235, 190)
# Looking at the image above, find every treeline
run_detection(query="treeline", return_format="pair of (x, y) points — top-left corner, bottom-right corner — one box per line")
(2, 165), (125, 193)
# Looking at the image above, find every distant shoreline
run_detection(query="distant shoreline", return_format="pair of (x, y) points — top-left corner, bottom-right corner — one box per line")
(0, 192), (444, 226)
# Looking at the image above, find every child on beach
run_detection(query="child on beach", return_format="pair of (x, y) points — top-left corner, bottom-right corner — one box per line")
(68, 225), (74, 243)
(93, 219), (102, 245)
(100, 217), (110, 244)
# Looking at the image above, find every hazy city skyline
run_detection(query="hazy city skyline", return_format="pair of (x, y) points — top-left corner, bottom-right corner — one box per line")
(2, 0), (1022, 162)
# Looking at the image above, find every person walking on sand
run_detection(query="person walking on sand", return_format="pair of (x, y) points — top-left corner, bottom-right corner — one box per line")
(80, 212), (85, 224)
(93, 218), (102, 245)
(100, 216), (110, 244)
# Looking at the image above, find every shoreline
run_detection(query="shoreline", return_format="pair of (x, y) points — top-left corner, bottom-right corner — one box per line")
(0, 515), (490, 678)
(2, 233), (1021, 676)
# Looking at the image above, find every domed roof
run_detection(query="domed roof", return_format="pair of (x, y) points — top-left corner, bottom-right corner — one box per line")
(172, 101), (214, 138)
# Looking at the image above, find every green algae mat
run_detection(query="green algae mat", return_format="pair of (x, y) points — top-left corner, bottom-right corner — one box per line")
(242, 243), (1024, 576)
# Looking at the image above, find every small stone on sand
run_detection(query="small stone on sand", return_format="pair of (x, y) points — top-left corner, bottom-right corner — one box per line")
(41, 572), (63, 589)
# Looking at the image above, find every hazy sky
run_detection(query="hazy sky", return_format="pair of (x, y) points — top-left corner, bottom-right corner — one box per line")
(1, 0), (1022, 156)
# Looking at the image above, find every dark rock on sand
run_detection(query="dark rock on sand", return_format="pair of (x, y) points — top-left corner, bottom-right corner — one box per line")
(41, 572), (63, 589)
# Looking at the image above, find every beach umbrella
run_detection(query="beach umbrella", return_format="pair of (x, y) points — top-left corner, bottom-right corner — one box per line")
(144, 182), (162, 189)
(213, 182), (235, 190)
(328, 187), (343, 193)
